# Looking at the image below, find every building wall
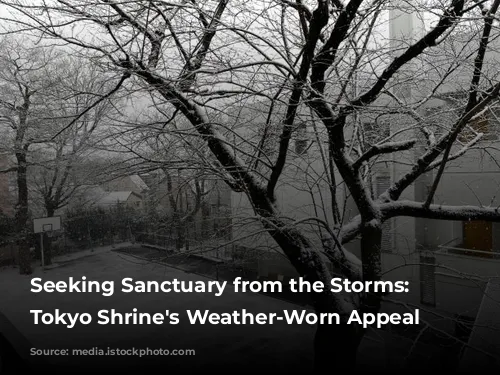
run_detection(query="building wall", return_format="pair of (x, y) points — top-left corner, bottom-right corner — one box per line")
(125, 193), (143, 210)
(230, 143), (353, 278)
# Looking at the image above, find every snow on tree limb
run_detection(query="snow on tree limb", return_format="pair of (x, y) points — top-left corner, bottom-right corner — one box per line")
(352, 139), (417, 171)
(121, 62), (267, 196)
(267, 0), (330, 199)
(382, 201), (500, 222)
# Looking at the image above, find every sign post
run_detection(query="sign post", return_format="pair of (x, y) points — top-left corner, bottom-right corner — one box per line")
(33, 217), (61, 270)
(40, 232), (44, 269)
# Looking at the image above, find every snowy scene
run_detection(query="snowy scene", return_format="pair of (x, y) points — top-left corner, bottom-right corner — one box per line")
(1, 0), (500, 373)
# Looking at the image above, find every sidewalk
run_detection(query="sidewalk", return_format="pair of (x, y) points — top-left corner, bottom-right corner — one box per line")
(45, 242), (134, 268)
(0, 249), (316, 374)
(25, 242), (135, 272)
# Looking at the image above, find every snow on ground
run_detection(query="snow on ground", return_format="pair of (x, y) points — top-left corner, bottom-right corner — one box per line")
(0, 246), (315, 373)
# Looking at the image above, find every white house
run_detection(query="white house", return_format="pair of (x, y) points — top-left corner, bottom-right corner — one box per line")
(96, 191), (143, 210)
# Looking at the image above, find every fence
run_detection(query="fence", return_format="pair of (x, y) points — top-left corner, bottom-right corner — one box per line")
(47, 210), (137, 256)
(134, 232), (177, 250)
(0, 205), (235, 265)
(0, 205), (277, 275)
(133, 227), (287, 277)
(0, 243), (17, 267)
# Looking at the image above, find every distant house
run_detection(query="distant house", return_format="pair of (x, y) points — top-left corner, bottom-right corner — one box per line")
(62, 185), (108, 213)
(138, 169), (166, 189)
(96, 191), (143, 210)
(101, 175), (149, 195)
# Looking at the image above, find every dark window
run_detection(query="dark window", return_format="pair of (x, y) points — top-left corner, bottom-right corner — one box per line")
(295, 122), (308, 155)
(295, 139), (308, 155)
(375, 175), (393, 253)
(460, 220), (493, 257)
(419, 255), (436, 306)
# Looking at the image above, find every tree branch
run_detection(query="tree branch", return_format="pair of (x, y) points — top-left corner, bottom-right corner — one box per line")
(423, 0), (500, 208)
(351, 0), (466, 109)
(352, 139), (417, 171)
(382, 200), (500, 222)
(50, 71), (130, 141)
(267, 0), (330, 199)
(310, 0), (364, 94)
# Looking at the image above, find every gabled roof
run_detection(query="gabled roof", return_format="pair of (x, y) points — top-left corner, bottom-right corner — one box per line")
(97, 191), (141, 205)
(129, 174), (149, 191)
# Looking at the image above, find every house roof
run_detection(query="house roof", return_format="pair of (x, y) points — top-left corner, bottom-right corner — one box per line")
(129, 174), (149, 191)
(97, 191), (140, 205)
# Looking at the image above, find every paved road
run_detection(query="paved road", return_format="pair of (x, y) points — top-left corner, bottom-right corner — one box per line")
(0, 246), (446, 373)
(0, 249), (315, 373)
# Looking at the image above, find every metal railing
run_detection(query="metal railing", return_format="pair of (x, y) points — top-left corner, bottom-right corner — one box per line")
(437, 244), (500, 260)
(134, 231), (177, 250)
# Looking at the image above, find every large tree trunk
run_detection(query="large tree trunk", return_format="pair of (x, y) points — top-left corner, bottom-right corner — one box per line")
(248, 192), (368, 370)
(312, 222), (383, 372)
(42, 233), (53, 266)
(15, 153), (31, 275)
(135, 71), (377, 372)
(42, 208), (55, 266)
(175, 220), (185, 251)
(360, 221), (383, 314)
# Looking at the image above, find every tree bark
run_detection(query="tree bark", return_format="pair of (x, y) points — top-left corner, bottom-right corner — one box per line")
(360, 221), (383, 313)
(15, 153), (31, 275)
(175, 219), (185, 251)
(248, 191), (368, 371)
(311, 222), (382, 372)
(43, 208), (55, 266)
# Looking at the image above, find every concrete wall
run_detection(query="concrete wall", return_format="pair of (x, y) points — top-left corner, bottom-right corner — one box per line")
(230, 140), (358, 279)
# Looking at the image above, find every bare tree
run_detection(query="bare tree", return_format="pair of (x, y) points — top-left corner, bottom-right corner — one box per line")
(0, 36), (64, 274)
(3, 0), (500, 368)
(0, 36), (124, 273)
(100, 112), (221, 249)
(28, 58), (121, 264)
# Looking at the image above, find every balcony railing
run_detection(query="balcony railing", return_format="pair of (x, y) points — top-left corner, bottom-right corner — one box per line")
(437, 241), (500, 260)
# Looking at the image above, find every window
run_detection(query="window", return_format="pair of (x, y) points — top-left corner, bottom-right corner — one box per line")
(419, 255), (436, 307)
(295, 122), (308, 156)
(375, 175), (394, 253)
(462, 220), (492, 256)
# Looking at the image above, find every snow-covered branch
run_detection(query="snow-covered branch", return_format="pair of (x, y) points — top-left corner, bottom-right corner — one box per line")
(382, 200), (500, 222)
(352, 139), (417, 171)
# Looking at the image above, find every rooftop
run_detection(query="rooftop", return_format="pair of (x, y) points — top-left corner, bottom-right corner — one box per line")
(97, 191), (139, 205)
